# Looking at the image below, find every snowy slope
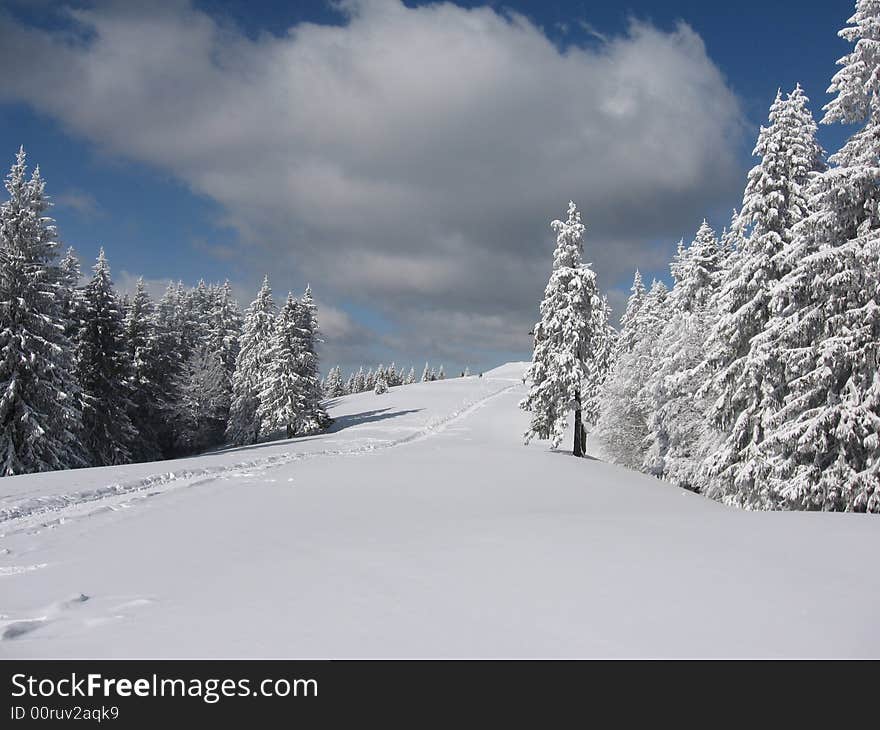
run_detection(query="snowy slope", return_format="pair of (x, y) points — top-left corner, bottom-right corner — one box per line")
(1, 362), (878, 658)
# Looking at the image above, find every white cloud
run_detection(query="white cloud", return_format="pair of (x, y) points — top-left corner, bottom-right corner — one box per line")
(0, 0), (746, 370)
(54, 189), (103, 219)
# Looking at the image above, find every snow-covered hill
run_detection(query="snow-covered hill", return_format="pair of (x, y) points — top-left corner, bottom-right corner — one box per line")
(1, 363), (878, 657)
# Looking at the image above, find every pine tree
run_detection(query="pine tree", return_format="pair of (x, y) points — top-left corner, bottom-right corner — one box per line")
(421, 362), (430, 382)
(386, 362), (397, 386)
(208, 281), (242, 382)
(76, 249), (137, 465)
(754, 1), (880, 511)
(594, 270), (649, 468)
(521, 201), (611, 455)
(703, 86), (824, 506)
(122, 278), (164, 461)
(346, 371), (357, 394)
(353, 366), (366, 393)
(374, 375), (388, 395)
(0, 148), (85, 474)
(643, 222), (724, 489)
(324, 365), (345, 398)
(227, 276), (275, 445)
(406, 366), (416, 384)
(292, 286), (328, 434)
(172, 348), (229, 454)
(257, 293), (303, 438)
(438, 365), (445, 380)
(58, 246), (83, 345)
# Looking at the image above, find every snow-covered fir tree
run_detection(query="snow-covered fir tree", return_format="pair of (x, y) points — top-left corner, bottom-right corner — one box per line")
(257, 295), (314, 440)
(406, 366), (416, 384)
(58, 246), (84, 344)
(207, 281), (242, 383)
(374, 375), (388, 394)
(365, 368), (376, 390)
(521, 201), (611, 456)
(421, 362), (430, 382)
(227, 276), (275, 445)
(345, 371), (357, 394)
(76, 249), (137, 466)
(292, 286), (329, 434)
(352, 366), (366, 393)
(324, 365), (345, 398)
(437, 365), (445, 380)
(171, 348), (229, 453)
(753, 1), (880, 511)
(386, 362), (398, 386)
(643, 222), (724, 489)
(0, 148), (85, 475)
(122, 278), (165, 461)
(703, 86), (824, 506)
(595, 270), (649, 468)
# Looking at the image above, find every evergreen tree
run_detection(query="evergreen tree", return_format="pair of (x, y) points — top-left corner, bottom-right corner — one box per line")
(76, 249), (137, 465)
(0, 148), (85, 474)
(374, 375), (388, 395)
(643, 222), (724, 489)
(257, 293), (307, 439)
(521, 201), (611, 456)
(595, 270), (649, 468)
(227, 276), (275, 445)
(292, 286), (329, 434)
(353, 366), (366, 393)
(324, 365), (345, 398)
(172, 348), (229, 453)
(421, 362), (430, 382)
(406, 366), (416, 384)
(704, 86), (824, 505)
(755, 1), (880, 511)
(208, 281), (242, 382)
(122, 278), (164, 461)
(58, 246), (84, 344)
(346, 371), (357, 394)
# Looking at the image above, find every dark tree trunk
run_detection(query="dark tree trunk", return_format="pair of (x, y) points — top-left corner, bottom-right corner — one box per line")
(573, 389), (584, 458)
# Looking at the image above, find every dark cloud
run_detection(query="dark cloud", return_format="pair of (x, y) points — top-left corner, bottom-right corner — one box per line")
(0, 0), (746, 372)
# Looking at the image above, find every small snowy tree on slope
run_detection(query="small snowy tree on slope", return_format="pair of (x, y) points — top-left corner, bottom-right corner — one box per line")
(0, 148), (84, 474)
(324, 365), (345, 397)
(227, 276), (275, 445)
(292, 286), (329, 434)
(521, 201), (610, 456)
(374, 375), (388, 394)
(258, 293), (304, 438)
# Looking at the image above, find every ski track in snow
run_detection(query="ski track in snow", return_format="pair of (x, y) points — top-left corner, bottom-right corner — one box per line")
(0, 379), (517, 537)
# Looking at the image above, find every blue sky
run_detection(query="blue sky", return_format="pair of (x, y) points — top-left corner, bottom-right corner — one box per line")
(0, 0), (861, 374)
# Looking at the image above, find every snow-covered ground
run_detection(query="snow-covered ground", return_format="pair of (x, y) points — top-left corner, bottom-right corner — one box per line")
(1, 362), (878, 658)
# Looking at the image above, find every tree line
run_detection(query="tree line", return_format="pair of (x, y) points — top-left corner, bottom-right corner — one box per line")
(522, 1), (880, 513)
(0, 147), (325, 476)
